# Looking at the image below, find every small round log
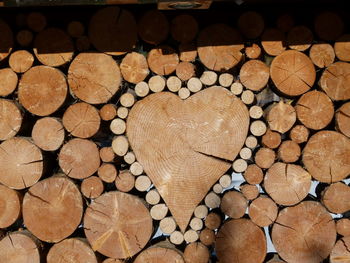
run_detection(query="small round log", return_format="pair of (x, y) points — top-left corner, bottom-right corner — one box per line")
(204, 192), (221, 209)
(309, 43), (335, 68)
(160, 217), (176, 234)
(264, 162), (311, 206)
(190, 217), (203, 231)
(67, 21), (84, 38)
(120, 52), (149, 84)
(115, 170), (135, 193)
(110, 118), (126, 135)
(336, 218), (350, 237)
(145, 189), (160, 205)
(187, 77), (202, 93)
(262, 129), (281, 149)
(0, 68), (17, 97)
(241, 90), (255, 105)
(147, 46), (179, 76)
(120, 93), (135, 108)
(240, 60), (269, 91)
(47, 238), (97, 263)
(23, 175), (83, 242)
(170, 231), (184, 245)
(245, 135), (258, 149)
(216, 219), (267, 263)
(32, 117), (64, 151)
(176, 62), (195, 81)
(9, 50), (34, 73)
(219, 174), (232, 188)
(135, 81), (150, 97)
(130, 161), (143, 176)
(239, 147), (252, 160)
(314, 11), (344, 41)
(151, 204), (168, 221)
(178, 87), (190, 99)
(0, 185), (21, 228)
(336, 102), (350, 137)
(166, 76), (181, 92)
(245, 43), (262, 59)
(138, 10), (169, 45)
(303, 131), (350, 183)
(321, 182), (350, 214)
(290, 125), (309, 144)
(254, 147), (275, 169)
(218, 73), (234, 88)
(59, 138), (100, 179)
(199, 228), (215, 246)
(149, 75), (166, 93)
(112, 135), (129, 156)
(0, 99), (22, 141)
(194, 205), (208, 219)
(200, 71), (217, 86)
(171, 14), (198, 43)
(330, 236), (350, 263)
(287, 26), (313, 51)
(240, 184), (260, 200)
(204, 212), (221, 230)
(231, 82), (244, 95)
(68, 53), (122, 104)
(179, 42), (197, 62)
(183, 242), (210, 263)
(81, 176), (104, 199)
(16, 30), (33, 47)
(184, 230), (199, 243)
(238, 11), (264, 39)
(98, 163), (117, 183)
(33, 28), (74, 67)
(266, 101), (296, 133)
(63, 102), (101, 138)
(250, 120), (267, 137)
(99, 104), (117, 121)
(124, 151), (136, 164)
(18, 66), (67, 116)
(334, 34), (350, 62)
(220, 191), (248, 219)
(84, 191), (152, 258)
(278, 140), (301, 163)
(27, 12), (46, 32)
(272, 201), (336, 263)
(261, 28), (286, 56)
(320, 62), (350, 101)
(0, 137), (43, 189)
(248, 196), (278, 227)
(249, 105), (263, 119)
(99, 147), (115, 163)
(134, 246), (184, 263)
(244, 164), (264, 184)
(270, 50), (315, 96)
(135, 175), (151, 192)
(232, 158), (248, 173)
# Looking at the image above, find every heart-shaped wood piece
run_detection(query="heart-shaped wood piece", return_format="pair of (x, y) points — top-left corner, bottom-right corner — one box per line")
(127, 86), (249, 231)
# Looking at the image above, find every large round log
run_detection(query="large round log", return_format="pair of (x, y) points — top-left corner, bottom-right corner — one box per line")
(0, 99), (22, 141)
(120, 52), (149, 84)
(321, 182), (350, 214)
(147, 46), (179, 76)
(0, 185), (21, 228)
(134, 246), (184, 263)
(0, 68), (17, 97)
(138, 10), (169, 45)
(32, 117), (65, 151)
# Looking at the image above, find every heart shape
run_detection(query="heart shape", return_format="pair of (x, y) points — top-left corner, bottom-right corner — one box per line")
(127, 87), (249, 232)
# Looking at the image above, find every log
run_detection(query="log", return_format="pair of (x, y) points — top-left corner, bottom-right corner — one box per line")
(47, 238), (97, 263)
(287, 26), (313, 51)
(33, 28), (74, 67)
(160, 217), (176, 234)
(89, 7), (137, 55)
(147, 46), (179, 76)
(194, 205), (208, 219)
(249, 105), (263, 119)
(130, 161), (143, 176)
(295, 90), (334, 130)
(266, 101), (296, 133)
(240, 184), (259, 200)
(264, 162), (311, 206)
(272, 201), (336, 263)
(112, 135), (129, 157)
(103, 259), (123, 263)
(0, 68), (18, 97)
(18, 66), (67, 116)
(120, 52), (149, 84)
(135, 81), (150, 97)
(270, 50), (315, 96)
(99, 104), (117, 121)
(166, 76), (181, 92)
(115, 170), (135, 193)
(124, 151), (136, 164)
(220, 191), (248, 219)
(150, 204), (168, 220)
(245, 135), (258, 149)
(9, 50), (34, 73)
(32, 117), (65, 151)
(336, 102), (350, 137)
(314, 11), (344, 41)
(23, 175), (83, 242)
(248, 196), (277, 227)
(309, 43), (335, 68)
(149, 75), (166, 93)
(0, 232), (41, 263)
(183, 242), (210, 263)
(219, 174), (232, 188)
(278, 140), (301, 163)
(254, 147), (275, 169)
(67, 21), (84, 38)
(240, 60), (269, 91)
(336, 218), (350, 237)
(289, 124), (309, 144)
(303, 131), (350, 183)
(171, 14), (198, 43)
(216, 219), (266, 263)
(134, 246), (184, 263)
(0, 19), (13, 62)
(84, 191), (152, 258)
(197, 24), (243, 71)
(99, 147), (115, 163)
(320, 62), (350, 101)
(138, 10), (169, 45)
(218, 73), (234, 88)
(117, 107), (129, 119)
(330, 236), (350, 263)
(81, 176), (104, 199)
(0, 184), (21, 228)
(68, 53), (122, 104)
(59, 138), (100, 179)
(238, 11), (264, 39)
(110, 118), (126, 135)
(0, 137), (43, 189)
(190, 217), (203, 231)
(184, 230), (199, 243)
(239, 147), (252, 160)
(0, 99), (22, 141)
(241, 90), (255, 105)
(179, 42), (197, 62)
(63, 102), (101, 138)
(187, 77), (202, 93)
(262, 129), (281, 149)
(178, 87), (190, 99)
(27, 12), (46, 32)
(321, 182), (350, 214)
(170, 231), (184, 245)
(245, 43), (261, 59)
(232, 158), (248, 172)
(16, 29), (33, 47)
(98, 163), (117, 183)
(199, 228), (215, 246)
(135, 175), (152, 192)
(261, 28), (286, 56)
(277, 13), (294, 32)
(204, 191), (221, 209)
(76, 36), (91, 52)
(145, 189), (160, 205)
(200, 71), (217, 86)
(204, 212), (221, 230)
(334, 34), (350, 62)
(176, 61), (195, 81)
(244, 164), (264, 184)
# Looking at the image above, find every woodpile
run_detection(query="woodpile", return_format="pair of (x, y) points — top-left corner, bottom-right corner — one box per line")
(0, 6), (349, 263)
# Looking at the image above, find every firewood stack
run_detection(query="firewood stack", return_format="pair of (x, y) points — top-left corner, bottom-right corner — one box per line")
(0, 6), (349, 263)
